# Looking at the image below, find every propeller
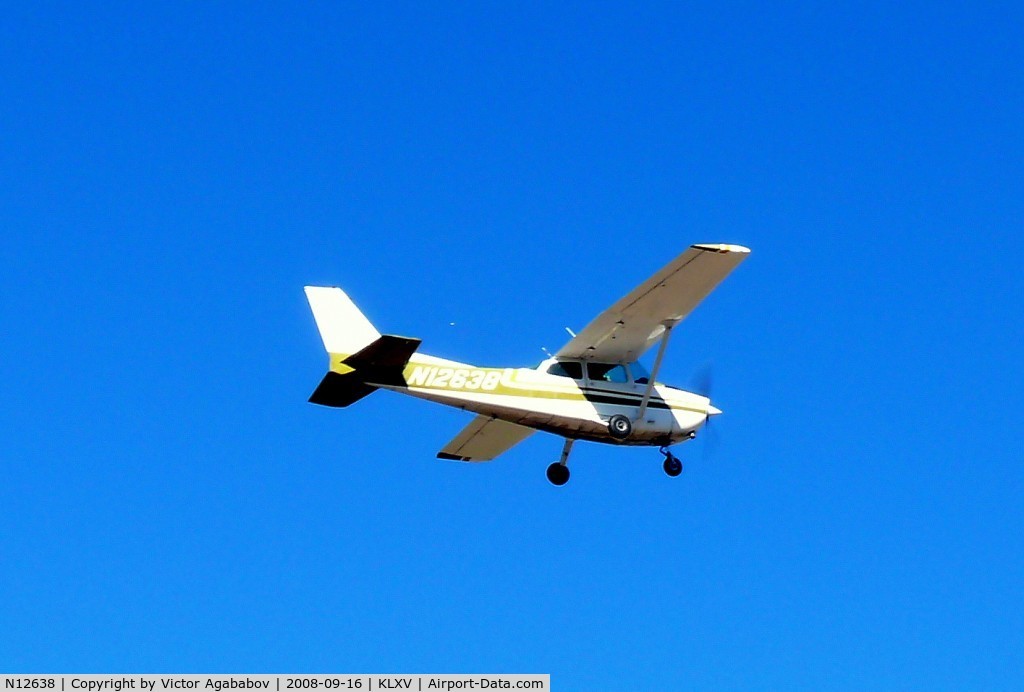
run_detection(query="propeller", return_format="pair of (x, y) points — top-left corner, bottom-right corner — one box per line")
(690, 362), (719, 460)
(690, 362), (714, 399)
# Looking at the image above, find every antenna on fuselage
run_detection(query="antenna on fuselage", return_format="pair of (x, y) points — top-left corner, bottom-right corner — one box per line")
(564, 327), (577, 338)
(540, 346), (553, 358)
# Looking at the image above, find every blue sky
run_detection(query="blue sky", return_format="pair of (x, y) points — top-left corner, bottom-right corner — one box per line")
(2, 2), (1022, 688)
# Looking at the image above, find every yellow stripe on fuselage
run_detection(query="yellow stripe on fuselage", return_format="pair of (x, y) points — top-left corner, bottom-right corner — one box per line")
(326, 351), (705, 414)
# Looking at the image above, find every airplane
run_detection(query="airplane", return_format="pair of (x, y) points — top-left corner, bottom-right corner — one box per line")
(305, 243), (750, 485)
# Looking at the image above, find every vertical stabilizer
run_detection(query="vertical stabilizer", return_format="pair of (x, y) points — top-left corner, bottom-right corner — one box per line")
(304, 286), (422, 408)
(304, 286), (380, 356)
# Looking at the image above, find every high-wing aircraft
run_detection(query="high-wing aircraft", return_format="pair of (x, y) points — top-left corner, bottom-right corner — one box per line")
(305, 243), (750, 485)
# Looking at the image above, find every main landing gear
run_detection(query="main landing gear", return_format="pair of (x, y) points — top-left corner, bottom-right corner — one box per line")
(546, 436), (691, 485)
(546, 438), (574, 486)
(607, 414), (632, 440)
(660, 446), (683, 477)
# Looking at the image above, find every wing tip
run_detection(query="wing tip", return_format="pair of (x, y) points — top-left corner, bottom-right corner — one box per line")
(437, 452), (472, 461)
(692, 243), (751, 254)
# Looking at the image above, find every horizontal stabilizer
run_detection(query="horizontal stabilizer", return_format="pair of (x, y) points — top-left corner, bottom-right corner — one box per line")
(342, 334), (421, 387)
(309, 372), (377, 408)
(345, 335), (421, 370)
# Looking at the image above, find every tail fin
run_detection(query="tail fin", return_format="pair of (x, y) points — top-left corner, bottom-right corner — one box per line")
(305, 286), (381, 356)
(304, 286), (421, 407)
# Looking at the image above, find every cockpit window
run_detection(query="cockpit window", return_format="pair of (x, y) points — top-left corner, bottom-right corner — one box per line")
(547, 361), (583, 379)
(587, 363), (629, 383)
(630, 361), (651, 384)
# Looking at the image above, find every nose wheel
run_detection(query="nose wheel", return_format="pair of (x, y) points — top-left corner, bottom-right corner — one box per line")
(660, 446), (683, 477)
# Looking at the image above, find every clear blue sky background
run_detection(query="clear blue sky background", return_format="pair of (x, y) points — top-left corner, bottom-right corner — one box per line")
(2, 2), (1022, 688)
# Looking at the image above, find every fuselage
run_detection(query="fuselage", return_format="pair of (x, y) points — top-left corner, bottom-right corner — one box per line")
(358, 353), (715, 446)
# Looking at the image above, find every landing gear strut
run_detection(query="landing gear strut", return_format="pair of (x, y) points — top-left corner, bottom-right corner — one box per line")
(660, 446), (683, 477)
(546, 438), (575, 486)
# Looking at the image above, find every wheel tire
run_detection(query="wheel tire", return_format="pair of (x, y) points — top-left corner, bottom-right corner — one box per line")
(546, 462), (570, 486)
(608, 414), (633, 440)
(663, 455), (683, 477)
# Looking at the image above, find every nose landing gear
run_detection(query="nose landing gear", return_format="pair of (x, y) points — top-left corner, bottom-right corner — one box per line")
(660, 446), (683, 477)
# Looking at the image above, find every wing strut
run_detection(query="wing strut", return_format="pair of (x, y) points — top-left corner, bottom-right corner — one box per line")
(635, 321), (676, 421)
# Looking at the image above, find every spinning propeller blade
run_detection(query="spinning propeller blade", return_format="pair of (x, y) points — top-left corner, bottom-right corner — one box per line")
(690, 362), (720, 460)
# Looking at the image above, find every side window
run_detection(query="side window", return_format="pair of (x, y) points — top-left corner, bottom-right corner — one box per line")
(547, 361), (583, 379)
(630, 361), (651, 384)
(605, 365), (629, 383)
(587, 363), (629, 383)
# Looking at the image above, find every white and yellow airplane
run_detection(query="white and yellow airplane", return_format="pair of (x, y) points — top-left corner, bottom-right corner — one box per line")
(305, 243), (750, 485)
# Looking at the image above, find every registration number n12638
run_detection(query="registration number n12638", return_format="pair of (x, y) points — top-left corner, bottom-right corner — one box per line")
(406, 366), (503, 391)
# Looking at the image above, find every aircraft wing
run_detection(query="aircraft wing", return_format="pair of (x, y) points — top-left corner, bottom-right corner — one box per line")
(555, 243), (750, 362)
(437, 415), (536, 462)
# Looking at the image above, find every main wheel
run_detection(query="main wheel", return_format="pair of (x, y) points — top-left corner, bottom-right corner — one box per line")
(546, 462), (570, 486)
(607, 414), (632, 440)
(663, 455), (683, 477)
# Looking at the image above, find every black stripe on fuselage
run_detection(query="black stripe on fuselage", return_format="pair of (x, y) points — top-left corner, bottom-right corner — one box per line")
(577, 385), (675, 410)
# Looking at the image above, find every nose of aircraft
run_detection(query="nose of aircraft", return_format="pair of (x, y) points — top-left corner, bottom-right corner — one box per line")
(707, 404), (722, 416)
